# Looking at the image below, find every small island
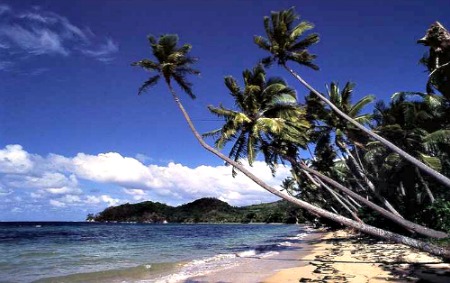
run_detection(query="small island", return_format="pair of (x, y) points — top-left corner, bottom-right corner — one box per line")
(86, 197), (305, 224)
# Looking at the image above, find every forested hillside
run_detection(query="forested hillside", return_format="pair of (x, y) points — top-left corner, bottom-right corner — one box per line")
(86, 197), (305, 224)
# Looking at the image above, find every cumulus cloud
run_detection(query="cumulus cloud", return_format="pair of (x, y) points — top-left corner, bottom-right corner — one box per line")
(0, 4), (118, 71)
(65, 151), (289, 205)
(0, 144), (291, 219)
(85, 195), (120, 206)
(50, 199), (66, 207)
(135, 153), (152, 163)
(123, 188), (148, 201)
(0, 144), (34, 174)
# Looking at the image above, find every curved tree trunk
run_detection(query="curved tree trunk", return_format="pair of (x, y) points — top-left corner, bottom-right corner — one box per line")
(416, 168), (436, 203)
(303, 169), (363, 222)
(297, 161), (448, 239)
(165, 83), (450, 259)
(283, 65), (450, 189)
(275, 148), (447, 239)
(341, 146), (403, 217)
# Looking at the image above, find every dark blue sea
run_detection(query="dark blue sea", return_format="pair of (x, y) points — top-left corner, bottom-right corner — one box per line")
(0, 222), (309, 282)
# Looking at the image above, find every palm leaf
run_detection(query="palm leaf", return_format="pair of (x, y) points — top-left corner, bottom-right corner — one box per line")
(131, 59), (160, 71)
(419, 153), (442, 171)
(348, 95), (375, 117)
(290, 33), (320, 51)
(423, 129), (450, 153)
(137, 75), (160, 95)
(289, 21), (314, 41)
(253, 35), (272, 52)
(172, 73), (196, 99)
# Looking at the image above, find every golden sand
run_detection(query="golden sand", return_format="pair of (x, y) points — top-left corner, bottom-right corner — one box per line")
(264, 229), (450, 283)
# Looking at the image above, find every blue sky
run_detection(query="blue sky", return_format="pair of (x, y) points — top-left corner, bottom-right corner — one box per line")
(0, 0), (448, 221)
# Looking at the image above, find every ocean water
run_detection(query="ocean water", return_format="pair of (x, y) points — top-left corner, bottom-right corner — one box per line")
(0, 222), (309, 282)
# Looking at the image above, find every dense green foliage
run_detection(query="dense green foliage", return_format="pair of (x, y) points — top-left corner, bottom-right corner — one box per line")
(87, 198), (305, 224)
(131, 9), (450, 258)
(206, 12), (450, 236)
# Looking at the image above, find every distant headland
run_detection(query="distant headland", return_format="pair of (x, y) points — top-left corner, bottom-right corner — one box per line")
(86, 197), (305, 224)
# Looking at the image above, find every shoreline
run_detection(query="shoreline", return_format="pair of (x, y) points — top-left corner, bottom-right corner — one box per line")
(182, 228), (450, 283)
(179, 227), (325, 283)
(265, 229), (450, 283)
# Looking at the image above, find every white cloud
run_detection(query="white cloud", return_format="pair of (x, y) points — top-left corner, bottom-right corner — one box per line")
(46, 186), (81, 195)
(81, 38), (118, 62)
(85, 195), (120, 206)
(124, 188), (147, 201)
(0, 60), (14, 71)
(0, 5), (118, 71)
(11, 207), (22, 213)
(135, 153), (151, 163)
(50, 199), (66, 207)
(7, 172), (77, 189)
(69, 150), (284, 204)
(71, 152), (154, 187)
(60, 194), (81, 203)
(0, 185), (12, 196)
(0, 24), (68, 56)
(0, 144), (34, 174)
(0, 4), (11, 15)
(66, 151), (289, 206)
(0, 144), (290, 216)
(30, 191), (44, 199)
(124, 188), (146, 195)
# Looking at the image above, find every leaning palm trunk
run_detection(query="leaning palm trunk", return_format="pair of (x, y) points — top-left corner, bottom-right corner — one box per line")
(165, 84), (450, 259)
(341, 145), (403, 217)
(416, 168), (436, 203)
(284, 65), (450, 189)
(272, 147), (447, 238)
(316, 177), (363, 222)
(303, 170), (363, 222)
(297, 160), (448, 239)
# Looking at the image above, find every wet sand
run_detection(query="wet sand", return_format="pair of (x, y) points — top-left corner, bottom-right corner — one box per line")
(183, 229), (450, 283)
(182, 228), (325, 283)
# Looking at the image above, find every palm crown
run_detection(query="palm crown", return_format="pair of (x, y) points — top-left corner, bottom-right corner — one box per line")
(307, 82), (375, 148)
(254, 7), (319, 69)
(205, 64), (309, 173)
(131, 34), (200, 98)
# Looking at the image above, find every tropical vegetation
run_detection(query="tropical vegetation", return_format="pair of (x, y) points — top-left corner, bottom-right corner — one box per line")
(87, 198), (305, 224)
(132, 10), (450, 259)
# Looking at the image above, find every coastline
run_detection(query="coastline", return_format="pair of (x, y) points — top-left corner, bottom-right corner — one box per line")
(266, 229), (450, 283)
(180, 227), (325, 283)
(182, 229), (450, 283)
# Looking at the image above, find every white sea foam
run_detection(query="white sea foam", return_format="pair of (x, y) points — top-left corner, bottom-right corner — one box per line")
(141, 228), (311, 283)
(151, 253), (239, 283)
(285, 232), (308, 240)
(279, 241), (294, 246)
(258, 251), (279, 258)
(236, 249), (257, 257)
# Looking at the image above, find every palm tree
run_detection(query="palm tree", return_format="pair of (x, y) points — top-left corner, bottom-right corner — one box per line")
(367, 98), (445, 210)
(206, 66), (363, 221)
(417, 22), (450, 99)
(133, 34), (450, 258)
(253, 7), (450, 188)
(308, 82), (403, 217)
(205, 65), (447, 238)
(204, 64), (309, 175)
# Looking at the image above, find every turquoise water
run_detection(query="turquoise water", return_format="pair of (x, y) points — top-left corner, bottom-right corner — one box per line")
(0, 222), (308, 282)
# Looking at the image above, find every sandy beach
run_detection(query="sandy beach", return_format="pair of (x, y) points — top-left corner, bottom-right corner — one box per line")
(184, 228), (450, 283)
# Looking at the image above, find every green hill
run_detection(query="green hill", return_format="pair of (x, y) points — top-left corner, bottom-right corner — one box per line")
(87, 197), (305, 224)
